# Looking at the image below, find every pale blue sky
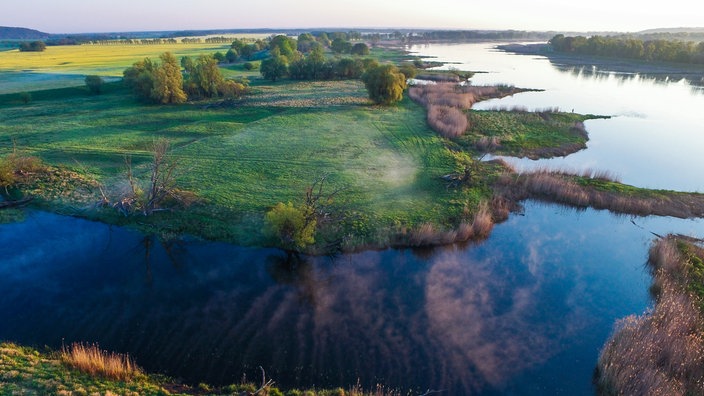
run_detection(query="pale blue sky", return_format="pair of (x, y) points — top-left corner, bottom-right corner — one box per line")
(4, 0), (703, 34)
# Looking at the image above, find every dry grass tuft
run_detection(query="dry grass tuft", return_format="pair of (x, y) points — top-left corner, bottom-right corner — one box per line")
(409, 83), (508, 138)
(404, 201), (498, 247)
(427, 105), (468, 138)
(595, 237), (704, 395)
(61, 343), (143, 382)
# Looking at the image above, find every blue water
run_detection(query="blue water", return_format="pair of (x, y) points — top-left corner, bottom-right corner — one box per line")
(2, 204), (701, 394)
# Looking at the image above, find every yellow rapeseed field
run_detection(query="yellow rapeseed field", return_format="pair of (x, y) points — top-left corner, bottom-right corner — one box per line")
(0, 42), (229, 76)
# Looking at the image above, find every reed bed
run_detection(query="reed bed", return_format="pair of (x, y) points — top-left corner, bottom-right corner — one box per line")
(496, 169), (704, 219)
(404, 200), (497, 247)
(595, 237), (704, 395)
(61, 342), (143, 381)
(409, 83), (505, 138)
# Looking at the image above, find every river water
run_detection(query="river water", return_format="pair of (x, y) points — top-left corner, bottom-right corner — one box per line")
(2, 43), (704, 395)
(410, 42), (704, 192)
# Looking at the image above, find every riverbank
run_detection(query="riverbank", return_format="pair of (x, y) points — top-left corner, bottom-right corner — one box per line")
(595, 236), (704, 395)
(0, 342), (398, 396)
(499, 43), (704, 86)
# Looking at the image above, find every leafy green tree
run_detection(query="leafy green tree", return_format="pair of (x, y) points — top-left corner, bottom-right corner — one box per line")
(240, 44), (258, 60)
(398, 63), (417, 79)
(265, 202), (316, 249)
(361, 64), (407, 105)
(330, 38), (352, 54)
(260, 54), (288, 81)
(350, 42), (370, 56)
(84, 75), (104, 94)
(187, 55), (224, 98)
(19, 41), (46, 52)
(213, 51), (226, 63)
(124, 53), (186, 104)
(225, 48), (238, 63)
(269, 35), (298, 59)
(123, 58), (157, 101)
(150, 52), (187, 104)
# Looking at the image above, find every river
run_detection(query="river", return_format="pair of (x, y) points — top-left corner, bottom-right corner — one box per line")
(2, 43), (704, 394)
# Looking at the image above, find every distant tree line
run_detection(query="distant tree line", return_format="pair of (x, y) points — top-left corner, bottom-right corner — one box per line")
(549, 34), (704, 64)
(413, 30), (553, 42)
(18, 41), (46, 52)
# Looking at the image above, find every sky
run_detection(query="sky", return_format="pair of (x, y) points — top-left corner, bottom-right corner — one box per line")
(3, 0), (704, 34)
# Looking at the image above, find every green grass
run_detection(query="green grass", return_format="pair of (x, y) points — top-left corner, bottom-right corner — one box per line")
(462, 110), (608, 158)
(0, 342), (405, 396)
(0, 342), (172, 395)
(0, 76), (487, 248)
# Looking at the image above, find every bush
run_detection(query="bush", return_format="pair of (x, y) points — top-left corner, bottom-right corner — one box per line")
(244, 61), (259, 70)
(265, 202), (316, 249)
(361, 64), (407, 105)
(84, 75), (104, 94)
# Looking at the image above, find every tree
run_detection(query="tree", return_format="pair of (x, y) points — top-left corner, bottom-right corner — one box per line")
(361, 64), (407, 105)
(240, 44), (258, 60)
(265, 202), (316, 249)
(85, 75), (104, 94)
(330, 38), (352, 54)
(260, 55), (288, 82)
(150, 52), (187, 104)
(350, 42), (370, 56)
(188, 55), (224, 97)
(213, 51), (226, 63)
(19, 41), (46, 52)
(123, 58), (157, 101)
(269, 35), (298, 59)
(124, 53), (186, 104)
(225, 48), (238, 63)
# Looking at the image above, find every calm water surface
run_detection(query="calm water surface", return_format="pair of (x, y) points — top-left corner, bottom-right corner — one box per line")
(2, 43), (704, 395)
(410, 43), (704, 192)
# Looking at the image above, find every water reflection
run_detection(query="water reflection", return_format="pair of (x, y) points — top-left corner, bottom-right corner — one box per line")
(4, 206), (699, 394)
(409, 42), (704, 192)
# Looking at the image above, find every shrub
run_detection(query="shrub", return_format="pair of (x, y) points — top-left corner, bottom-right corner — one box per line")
(427, 105), (468, 138)
(244, 61), (259, 70)
(84, 75), (104, 94)
(265, 202), (316, 249)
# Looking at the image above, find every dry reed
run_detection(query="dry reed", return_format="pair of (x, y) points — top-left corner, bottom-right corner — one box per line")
(595, 237), (704, 395)
(495, 169), (704, 219)
(427, 105), (468, 138)
(409, 84), (507, 138)
(405, 201), (497, 246)
(61, 342), (143, 381)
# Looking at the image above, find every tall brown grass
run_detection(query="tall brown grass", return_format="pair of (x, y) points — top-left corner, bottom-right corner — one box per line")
(405, 201), (496, 246)
(495, 169), (704, 219)
(595, 237), (704, 395)
(61, 342), (143, 381)
(427, 105), (468, 138)
(409, 83), (507, 139)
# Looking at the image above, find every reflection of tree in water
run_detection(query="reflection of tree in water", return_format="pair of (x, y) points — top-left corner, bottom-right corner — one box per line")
(554, 63), (704, 88)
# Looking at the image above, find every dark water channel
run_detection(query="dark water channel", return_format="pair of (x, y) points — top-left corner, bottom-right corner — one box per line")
(3, 205), (703, 394)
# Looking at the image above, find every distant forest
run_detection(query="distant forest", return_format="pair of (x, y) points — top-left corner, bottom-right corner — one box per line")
(550, 34), (704, 64)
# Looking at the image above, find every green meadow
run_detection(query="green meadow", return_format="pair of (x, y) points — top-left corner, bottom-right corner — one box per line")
(0, 42), (490, 249)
